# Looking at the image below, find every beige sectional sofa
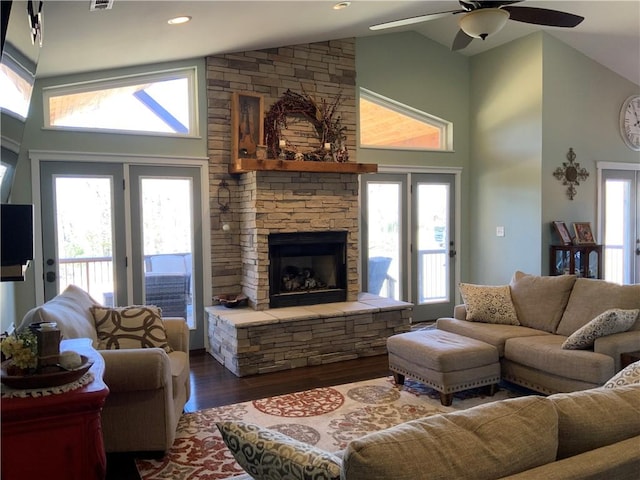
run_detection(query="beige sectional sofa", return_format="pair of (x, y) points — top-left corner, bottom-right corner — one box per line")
(219, 380), (640, 480)
(436, 272), (640, 394)
(17, 285), (190, 453)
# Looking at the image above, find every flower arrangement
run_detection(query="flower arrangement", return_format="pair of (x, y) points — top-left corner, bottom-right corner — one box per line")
(1, 330), (38, 372)
(264, 87), (348, 161)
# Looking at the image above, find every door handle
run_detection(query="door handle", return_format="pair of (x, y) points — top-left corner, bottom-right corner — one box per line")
(45, 271), (56, 282)
(449, 249), (457, 258)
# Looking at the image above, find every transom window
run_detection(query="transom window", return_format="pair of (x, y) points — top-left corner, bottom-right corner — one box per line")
(359, 88), (452, 151)
(43, 67), (198, 137)
(0, 44), (36, 120)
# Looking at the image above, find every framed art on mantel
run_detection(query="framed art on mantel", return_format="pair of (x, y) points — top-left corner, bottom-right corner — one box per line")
(231, 92), (264, 159)
(552, 221), (572, 245)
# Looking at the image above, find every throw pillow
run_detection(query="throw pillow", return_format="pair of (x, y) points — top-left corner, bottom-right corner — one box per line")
(458, 283), (520, 325)
(509, 271), (576, 332)
(603, 361), (640, 388)
(216, 421), (341, 480)
(561, 309), (639, 350)
(91, 305), (173, 353)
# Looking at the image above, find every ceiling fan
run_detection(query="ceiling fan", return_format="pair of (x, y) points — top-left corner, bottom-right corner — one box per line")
(370, 1), (584, 51)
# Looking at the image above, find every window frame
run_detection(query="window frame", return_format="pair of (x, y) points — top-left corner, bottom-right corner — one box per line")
(359, 87), (453, 152)
(42, 66), (199, 138)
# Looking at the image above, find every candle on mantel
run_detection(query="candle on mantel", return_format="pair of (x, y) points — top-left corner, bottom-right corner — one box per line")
(324, 143), (331, 151)
(279, 139), (286, 148)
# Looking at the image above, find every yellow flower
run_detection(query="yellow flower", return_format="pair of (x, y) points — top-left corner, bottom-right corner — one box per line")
(1, 330), (38, 370)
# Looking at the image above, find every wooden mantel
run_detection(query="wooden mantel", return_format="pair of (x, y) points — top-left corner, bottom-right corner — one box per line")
(229, 158), (378, 174)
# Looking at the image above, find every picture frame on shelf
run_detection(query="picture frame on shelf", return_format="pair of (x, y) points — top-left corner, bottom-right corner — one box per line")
(572, 222), (596, 245)
(552, 221), (572, 245)
(231, 92), (264, 160)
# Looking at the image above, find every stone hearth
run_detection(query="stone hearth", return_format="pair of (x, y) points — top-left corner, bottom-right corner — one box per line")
(206, 294), (412, 376)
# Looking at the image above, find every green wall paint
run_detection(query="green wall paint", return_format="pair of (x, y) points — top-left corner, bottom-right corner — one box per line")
(356, 31), (471, 281)
(469, 33), (543, 283)
(541, 34), (640, 271)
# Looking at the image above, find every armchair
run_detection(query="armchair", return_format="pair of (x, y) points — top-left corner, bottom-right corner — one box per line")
(18, 285), (190, 453)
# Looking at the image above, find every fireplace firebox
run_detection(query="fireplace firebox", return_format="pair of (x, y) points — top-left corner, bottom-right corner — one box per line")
(268, 231), (347, 308)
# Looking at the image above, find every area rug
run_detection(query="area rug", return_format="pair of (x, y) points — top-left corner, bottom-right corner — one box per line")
(136, 377), (523, 480)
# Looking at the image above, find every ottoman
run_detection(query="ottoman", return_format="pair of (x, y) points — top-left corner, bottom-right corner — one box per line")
(387, 329), (500, 406)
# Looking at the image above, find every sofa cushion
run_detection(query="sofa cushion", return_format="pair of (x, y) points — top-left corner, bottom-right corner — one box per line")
(458, 283), (520, 325)
(342, 396), (558, 480)
(604, 361), (640, 388)
(216, 421), (341, 480)
(504, 335), (615, 385)
(509, 272), (576, 333)
(562, 309), (639, 350)
(549, 384), (640, 459)
(91, 305), (173, 353)
(556, 278), (640, 337)
(19, 284), (100, 346)
(436, 318), (549, 356)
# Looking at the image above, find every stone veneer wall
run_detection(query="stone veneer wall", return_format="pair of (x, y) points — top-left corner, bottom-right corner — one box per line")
(240, 171), (360, 310)
(206, 39), (358, 308)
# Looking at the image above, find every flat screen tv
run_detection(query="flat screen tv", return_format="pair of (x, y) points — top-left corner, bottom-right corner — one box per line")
(1, 203), (34, 281)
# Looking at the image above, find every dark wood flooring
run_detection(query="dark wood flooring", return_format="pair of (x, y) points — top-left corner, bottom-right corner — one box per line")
(106, 350), (391, 479)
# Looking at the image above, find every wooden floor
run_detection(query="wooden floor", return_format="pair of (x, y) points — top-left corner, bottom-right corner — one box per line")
(106, 350), (391, 479)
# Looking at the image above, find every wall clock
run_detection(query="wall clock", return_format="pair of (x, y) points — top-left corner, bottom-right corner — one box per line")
(620, 95), (640, 151)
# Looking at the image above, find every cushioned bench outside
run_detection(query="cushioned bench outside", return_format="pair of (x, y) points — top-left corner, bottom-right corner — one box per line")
(387, 329), (500, 406)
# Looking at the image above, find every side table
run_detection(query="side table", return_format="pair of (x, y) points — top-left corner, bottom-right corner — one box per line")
(1, 338), (109, 480)
(621, 350), (640, 369)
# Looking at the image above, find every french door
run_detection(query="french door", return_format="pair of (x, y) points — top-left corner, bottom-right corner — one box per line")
(600, 167), (640, 284)
(361, 172), (457, 322)
(39, 161), (204, 329)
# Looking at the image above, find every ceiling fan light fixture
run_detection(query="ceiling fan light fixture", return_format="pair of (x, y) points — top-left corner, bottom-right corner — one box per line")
(459, 8), (510, 40)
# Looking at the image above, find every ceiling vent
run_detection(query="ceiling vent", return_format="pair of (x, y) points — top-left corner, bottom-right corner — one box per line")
(90, 0), (114, 11)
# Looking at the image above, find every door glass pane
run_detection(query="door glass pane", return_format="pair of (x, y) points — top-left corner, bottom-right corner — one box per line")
(604, 178), (630, 284)
(416, 183), (449, 304)
(366, 182), (401, 300)
(55, 176), (115, 304)
(140, 177), (194, 327)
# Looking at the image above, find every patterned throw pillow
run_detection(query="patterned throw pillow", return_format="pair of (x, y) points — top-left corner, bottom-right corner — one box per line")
(562, 309), (639, 350)
(216, 421), (341, 480)
(458, 283), (520, 325)
(91, 305), (173, 353)
(603, 361), (640, 388)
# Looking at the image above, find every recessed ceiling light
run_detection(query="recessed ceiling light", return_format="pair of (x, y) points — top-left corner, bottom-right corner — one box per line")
(168, 16), (192, 25)
(333, 2), (351, 10)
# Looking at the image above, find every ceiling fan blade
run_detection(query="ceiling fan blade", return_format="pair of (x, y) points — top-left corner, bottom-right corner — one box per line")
(452, 29), (474, 51)
(502, 6), (584, 28)
(370, 9), (464, 31)
(477, 0), (523, 7)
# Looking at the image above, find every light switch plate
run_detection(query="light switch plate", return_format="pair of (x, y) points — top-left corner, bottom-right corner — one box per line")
(496, 226), (505, 237)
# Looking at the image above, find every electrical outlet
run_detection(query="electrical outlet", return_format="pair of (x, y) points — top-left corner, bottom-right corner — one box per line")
(496, 226), (505, 237)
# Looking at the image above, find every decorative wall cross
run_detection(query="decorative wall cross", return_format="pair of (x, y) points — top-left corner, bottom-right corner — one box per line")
(553, 148), (589, 200)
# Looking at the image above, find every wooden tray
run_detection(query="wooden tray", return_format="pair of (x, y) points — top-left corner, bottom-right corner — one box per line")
(1, 356), (92, 389)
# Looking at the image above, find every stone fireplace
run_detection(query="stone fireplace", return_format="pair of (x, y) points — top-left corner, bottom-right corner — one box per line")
(269, 230), (347, 308)
(238, 170), (360, 310)
(204, 39), (413, 376)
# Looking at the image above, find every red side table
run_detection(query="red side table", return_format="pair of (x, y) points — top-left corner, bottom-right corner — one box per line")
(1, 338), (109, 480)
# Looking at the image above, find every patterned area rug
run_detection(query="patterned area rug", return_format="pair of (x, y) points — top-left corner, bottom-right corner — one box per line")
(136, 377), (522, 480)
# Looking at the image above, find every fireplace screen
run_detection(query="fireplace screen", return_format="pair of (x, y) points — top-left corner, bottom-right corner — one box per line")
(269, 231), (347, 308)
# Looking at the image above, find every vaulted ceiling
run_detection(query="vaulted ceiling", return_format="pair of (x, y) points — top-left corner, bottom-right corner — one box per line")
(30, 1), (640, 85)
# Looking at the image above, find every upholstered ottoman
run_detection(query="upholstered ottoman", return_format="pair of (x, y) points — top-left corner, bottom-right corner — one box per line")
(387, 329), (500, 406)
